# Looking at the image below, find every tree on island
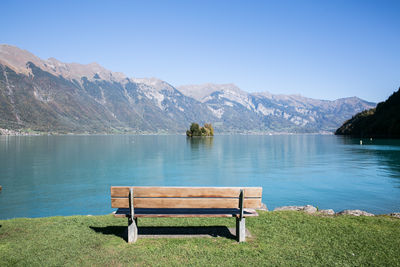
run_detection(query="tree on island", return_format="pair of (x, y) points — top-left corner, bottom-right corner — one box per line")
(186, 123), (214, 137)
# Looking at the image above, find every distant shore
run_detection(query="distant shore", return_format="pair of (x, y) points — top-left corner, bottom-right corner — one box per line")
(0, 128), (42, 136)
(0, 127), (336, 136)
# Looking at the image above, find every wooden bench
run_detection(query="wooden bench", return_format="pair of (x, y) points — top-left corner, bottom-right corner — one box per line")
(111, 186), (263, 243)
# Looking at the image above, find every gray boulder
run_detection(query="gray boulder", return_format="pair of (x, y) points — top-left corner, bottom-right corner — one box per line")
(389, 213), (400, 219)
(303, 205), (318, 214)
(338, 210), (374, 216)
(319, 209), (335, 215)
(274, 206), (304, 211)
(274, 205), (318, 214)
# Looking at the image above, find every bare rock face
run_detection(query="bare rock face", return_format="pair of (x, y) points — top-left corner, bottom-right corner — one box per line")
(319, 209), (335, 215)
(0, 44), (376, 135)
(274, 206), (304, 211)
(338, 210), (374, 217)
(389, 213), (400, 219)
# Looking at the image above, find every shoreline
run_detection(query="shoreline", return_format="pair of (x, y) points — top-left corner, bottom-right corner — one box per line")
(271, 204), (400, 218)
(0, 129), (336, 136)
(0, 205), (399, 221)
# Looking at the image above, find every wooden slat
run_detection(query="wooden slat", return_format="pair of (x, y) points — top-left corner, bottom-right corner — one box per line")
(113, 208), (259, 218)
(111, 197), (262, 209)
(111, 186), (262, 198)
(116, 213), (259, 218)
(134, 214), (235, 218)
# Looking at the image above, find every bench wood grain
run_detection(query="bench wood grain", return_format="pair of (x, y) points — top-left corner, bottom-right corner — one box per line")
(111, 186), (262, 198)
(111, 197), (261, 209)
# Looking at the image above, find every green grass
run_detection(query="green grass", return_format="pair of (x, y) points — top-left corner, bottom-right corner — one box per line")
(1, 211), (400, 266)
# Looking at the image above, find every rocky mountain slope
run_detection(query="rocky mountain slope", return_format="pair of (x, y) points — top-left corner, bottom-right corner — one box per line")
(178, 84), (375, 133)
(0, 44), (375, 134)
(335, 88), (400, 138)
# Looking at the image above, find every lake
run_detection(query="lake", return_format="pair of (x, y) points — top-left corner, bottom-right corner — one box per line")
(0, 134), (399, 219)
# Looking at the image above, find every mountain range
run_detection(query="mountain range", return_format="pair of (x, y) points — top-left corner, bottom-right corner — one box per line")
(0, 44), (375, 134)
(336, 88), (400, 138)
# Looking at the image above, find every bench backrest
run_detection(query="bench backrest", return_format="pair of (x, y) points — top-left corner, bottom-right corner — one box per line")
(111, 186), (262, 209)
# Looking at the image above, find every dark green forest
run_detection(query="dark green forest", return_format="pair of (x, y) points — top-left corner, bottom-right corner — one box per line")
(335, 88), (400, 138)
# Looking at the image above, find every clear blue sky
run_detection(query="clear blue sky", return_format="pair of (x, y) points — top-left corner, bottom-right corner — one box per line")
(1, 0), (399, 102)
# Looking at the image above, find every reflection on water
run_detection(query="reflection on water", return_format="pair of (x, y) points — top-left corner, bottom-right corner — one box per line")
(337, 136), (400, 188)
(0, 135), (399, 219)
(187, 136), (214, 150)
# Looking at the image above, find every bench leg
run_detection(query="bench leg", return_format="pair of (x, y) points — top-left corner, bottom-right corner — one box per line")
(236, 217), (246, 242)
(128, 217), (138, 243)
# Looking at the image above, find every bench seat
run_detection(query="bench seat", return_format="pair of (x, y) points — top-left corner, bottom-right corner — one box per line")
(114, 208), (259, 218)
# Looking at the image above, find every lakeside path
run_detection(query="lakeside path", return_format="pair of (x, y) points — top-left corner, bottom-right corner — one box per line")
(1, 211), (400, 266)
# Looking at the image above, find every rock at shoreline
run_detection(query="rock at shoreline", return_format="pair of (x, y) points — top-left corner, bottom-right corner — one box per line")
(389, 213), (400, 219)
(338, 210), (374, 217)
(274, 206), (304, 211)
(273, 206), (387, 217)
(319, 209), (335, 215)
(303, 205), (317, 214)
(257, 203), (268, 211)
(274, 205), (318, 214)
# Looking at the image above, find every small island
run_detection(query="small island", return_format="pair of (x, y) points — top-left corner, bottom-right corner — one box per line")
(186, 123), (214, 137)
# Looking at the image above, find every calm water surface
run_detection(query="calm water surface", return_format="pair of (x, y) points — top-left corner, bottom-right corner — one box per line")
(0, 135), (399, 219)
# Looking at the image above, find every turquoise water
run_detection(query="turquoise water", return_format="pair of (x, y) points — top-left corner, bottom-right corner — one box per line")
(0, 135), (399, 219)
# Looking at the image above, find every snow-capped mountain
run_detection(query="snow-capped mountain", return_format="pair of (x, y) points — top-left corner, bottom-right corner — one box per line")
(177, 83), (375, 133)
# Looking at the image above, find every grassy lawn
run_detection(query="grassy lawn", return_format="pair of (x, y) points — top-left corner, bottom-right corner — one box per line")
(1, 211), (400, 266)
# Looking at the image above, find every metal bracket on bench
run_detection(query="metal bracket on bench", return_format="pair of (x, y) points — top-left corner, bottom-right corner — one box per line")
(127, 187), (138, 243)
(239, 189), (244, 219)
(236, 189), (246, 242)
(129, 188), (135, 221)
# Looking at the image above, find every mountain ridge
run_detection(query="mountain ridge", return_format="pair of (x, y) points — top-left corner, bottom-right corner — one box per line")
(0, 44), (376, 134)
(335, 88), (400, 138)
